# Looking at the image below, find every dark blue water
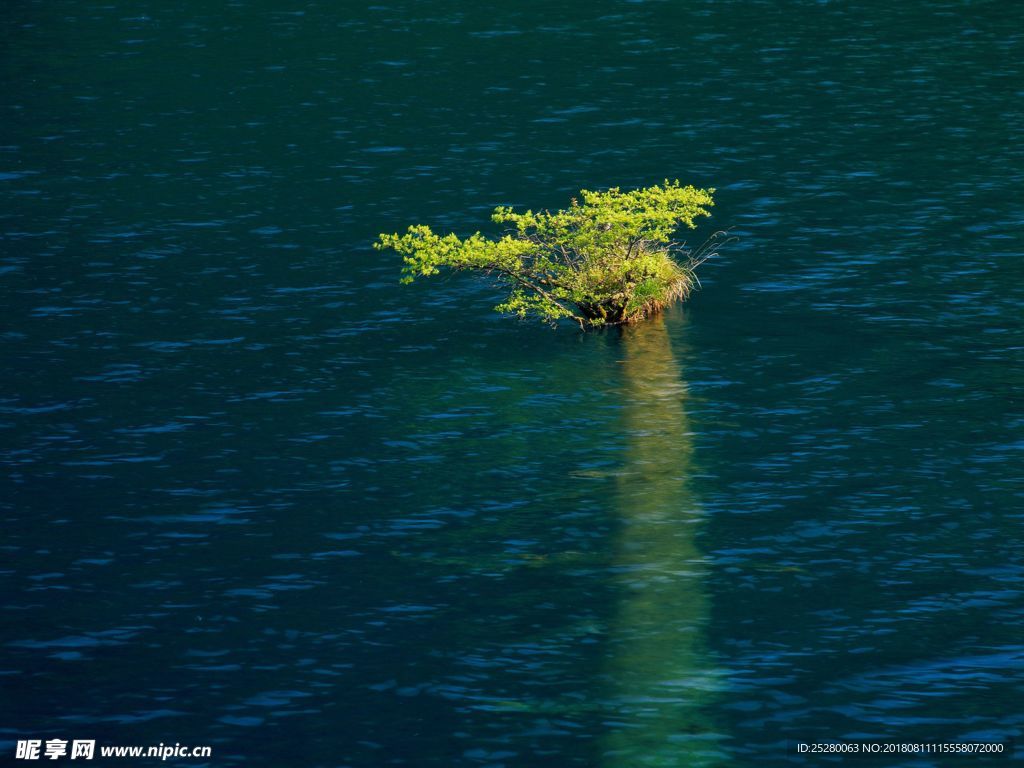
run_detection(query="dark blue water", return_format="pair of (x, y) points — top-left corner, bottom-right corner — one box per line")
(3, 1), (1023, 765)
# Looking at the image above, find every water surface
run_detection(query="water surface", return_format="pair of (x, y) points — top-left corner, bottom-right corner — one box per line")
(2, 0), (1023, 765)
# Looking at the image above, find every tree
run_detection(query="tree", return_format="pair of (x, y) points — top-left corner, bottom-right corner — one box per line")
(374, 180), (728, 329)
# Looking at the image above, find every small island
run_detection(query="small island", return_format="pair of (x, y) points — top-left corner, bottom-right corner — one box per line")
(375, 180), (729, 329)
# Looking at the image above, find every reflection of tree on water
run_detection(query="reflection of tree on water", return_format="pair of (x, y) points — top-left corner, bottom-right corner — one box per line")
(601, 315), (725, 766)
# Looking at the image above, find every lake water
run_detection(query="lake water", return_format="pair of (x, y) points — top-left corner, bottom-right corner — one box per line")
(2, 1), (1023, 765)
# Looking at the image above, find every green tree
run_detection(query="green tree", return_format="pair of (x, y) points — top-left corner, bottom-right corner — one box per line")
(374, 181), (728, 329)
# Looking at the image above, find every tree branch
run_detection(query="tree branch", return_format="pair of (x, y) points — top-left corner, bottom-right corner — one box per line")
(493, 265), (585, 323)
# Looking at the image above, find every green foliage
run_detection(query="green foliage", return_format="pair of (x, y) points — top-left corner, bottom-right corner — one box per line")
(374, 180), (728, 329)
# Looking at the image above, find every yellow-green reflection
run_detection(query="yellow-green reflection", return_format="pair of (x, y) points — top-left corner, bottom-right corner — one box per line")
(601, 314), (725, 767)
